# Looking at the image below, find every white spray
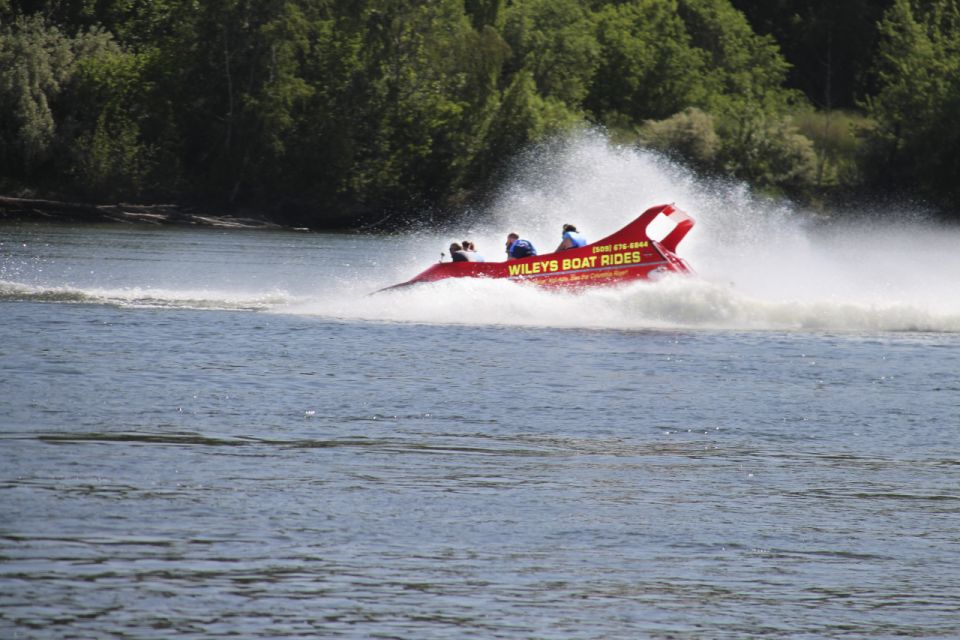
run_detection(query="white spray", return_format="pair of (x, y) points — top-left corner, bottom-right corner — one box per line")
(322, 131), (960, 333)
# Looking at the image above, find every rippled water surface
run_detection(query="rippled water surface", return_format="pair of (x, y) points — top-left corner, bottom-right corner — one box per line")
(3, 222), (959, 639)
(3, 138), (960, 638)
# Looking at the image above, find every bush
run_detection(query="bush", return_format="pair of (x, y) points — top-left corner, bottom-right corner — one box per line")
(641, 106), (817, 195)
(639, 107), (720, 169)
(755, 117), (818, 192)
(793, 109), (867, 188)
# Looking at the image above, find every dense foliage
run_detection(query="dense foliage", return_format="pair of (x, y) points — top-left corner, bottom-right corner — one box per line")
(1, 0), (959, 224)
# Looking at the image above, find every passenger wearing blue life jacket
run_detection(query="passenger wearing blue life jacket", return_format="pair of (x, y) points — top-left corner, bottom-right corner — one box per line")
(556, 223), (587, 251)
(505, 233), (537, 260)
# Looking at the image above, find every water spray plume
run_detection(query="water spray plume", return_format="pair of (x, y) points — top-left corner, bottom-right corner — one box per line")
(343, 132), (960, 333)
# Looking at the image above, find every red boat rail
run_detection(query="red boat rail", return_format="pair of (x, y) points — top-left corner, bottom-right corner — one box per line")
(380, 204), (694, 291)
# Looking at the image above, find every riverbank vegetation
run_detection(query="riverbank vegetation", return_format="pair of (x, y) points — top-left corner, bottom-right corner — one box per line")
(1, 0), (958, 227)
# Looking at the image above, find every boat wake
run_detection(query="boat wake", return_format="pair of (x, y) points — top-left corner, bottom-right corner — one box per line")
(0, 280), (298, 311)
(288, 275), (960, 334)
(5, 249), (959, 333)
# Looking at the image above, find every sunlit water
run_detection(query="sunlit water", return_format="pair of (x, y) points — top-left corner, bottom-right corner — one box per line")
(2, 135), (960, 638)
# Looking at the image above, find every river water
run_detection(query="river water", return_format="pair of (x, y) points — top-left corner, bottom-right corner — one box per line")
(2, 136), (960, 638)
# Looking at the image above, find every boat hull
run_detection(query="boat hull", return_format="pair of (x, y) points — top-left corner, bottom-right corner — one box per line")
(382, 204), (694, 291)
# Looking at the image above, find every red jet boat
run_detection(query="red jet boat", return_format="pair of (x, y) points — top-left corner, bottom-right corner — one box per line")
(382, 203), (694, 291)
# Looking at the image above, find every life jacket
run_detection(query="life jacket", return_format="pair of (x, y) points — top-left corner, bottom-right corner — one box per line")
(563, 231), (587, 248)
(509, 239), (536, 258)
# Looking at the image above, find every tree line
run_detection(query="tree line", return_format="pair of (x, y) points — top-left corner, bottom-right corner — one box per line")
(1, 0), (958, 226)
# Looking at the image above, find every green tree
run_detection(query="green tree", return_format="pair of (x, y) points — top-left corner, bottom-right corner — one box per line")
(0, 14), (133, 194)
(862, 0), (960, 214)
(267, 0), (513, 222)
(677, 0), (814, 189)
(323, 0), (507, 210)
(0, 15), (74, 177)
(150, 0), (318, 202)
(730, 0), (892, 110)
(587, 0), (707, 124)
(502, 0), (600, 106)
(66, 44), (168, 197)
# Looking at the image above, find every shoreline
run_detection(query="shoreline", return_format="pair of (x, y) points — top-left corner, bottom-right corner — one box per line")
(0, 196), (298, 231)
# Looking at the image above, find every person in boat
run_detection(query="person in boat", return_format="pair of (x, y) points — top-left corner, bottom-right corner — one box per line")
(462, 240), (485, 262)
(556, 224), (587, 251)
(505, 233), (537, 260)
(449, 242), (471, 262)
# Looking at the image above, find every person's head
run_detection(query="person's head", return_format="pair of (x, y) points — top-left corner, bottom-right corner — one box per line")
(506, 233), (519, 244)
(449, 242), (463, 253)
(563, 224), (577, 233)
(462, 240), (474, 251)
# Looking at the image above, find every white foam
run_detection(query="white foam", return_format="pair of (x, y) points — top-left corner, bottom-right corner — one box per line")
(289, 275), (960, 333)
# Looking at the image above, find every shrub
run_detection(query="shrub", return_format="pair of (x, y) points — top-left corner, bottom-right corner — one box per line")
(639, 107), (719, 169)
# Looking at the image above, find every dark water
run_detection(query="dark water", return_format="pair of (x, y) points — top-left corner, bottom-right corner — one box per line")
(3, 223), (960, 639)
